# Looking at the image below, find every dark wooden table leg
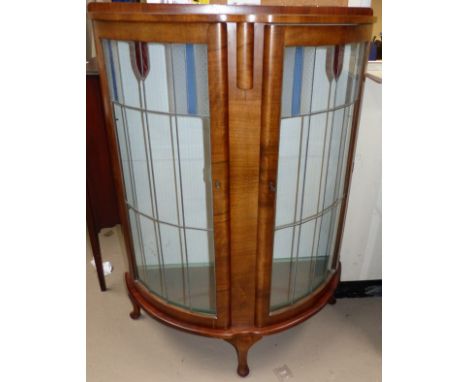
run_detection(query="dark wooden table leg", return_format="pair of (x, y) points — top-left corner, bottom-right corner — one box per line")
(87, 186), (107, 292)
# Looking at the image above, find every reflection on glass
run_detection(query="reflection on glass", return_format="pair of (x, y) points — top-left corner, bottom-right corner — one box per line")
(270, 43), (366, 311)
(103, 40), (216, 315)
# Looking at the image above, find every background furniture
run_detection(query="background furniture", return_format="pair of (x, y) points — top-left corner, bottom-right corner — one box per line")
(89, 3), (374, 376)
(86, 59), (120, 291)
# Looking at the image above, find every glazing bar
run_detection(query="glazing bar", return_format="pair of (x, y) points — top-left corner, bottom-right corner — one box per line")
(136, 59), (159, 291)
(275, 197), (343, 232)
(338, 107), (355, 200)
(308, 76), (337, 288)
(115, 41), (148, 284)
(202, 116), (216, 311)
(111, 101), (209, 119)
(282, 98), (357, 120)
(327, 106), (354, 270)
(174, 110), (193, 310)
(311, 77), (339, 284)
(139, 44), (167, 299)
(324, 104), (349, 270)
(290, 47), (317, 302)
(287, 116), (306, 304)
(125, 204), (213, 233)
(169, 45), (192, 309)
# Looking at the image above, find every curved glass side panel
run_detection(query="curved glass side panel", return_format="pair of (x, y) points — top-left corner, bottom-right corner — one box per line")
(270, 43), (366, 311)
(103, 40), (216, 315)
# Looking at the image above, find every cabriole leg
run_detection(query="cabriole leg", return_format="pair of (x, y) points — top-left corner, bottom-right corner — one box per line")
(128, 294), (141, 320)
(225, 333), (262, 377)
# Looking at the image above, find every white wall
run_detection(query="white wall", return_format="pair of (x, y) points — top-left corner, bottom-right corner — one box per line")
(341, 1), (381, 281)
(340, 70), (382, 281)
(348, 0), (371, 7)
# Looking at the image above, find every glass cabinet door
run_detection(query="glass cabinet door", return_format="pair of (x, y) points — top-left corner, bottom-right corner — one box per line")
(99, 24), (230, 321)
(257, 25), (369, 318)
(271, 42), (367, 310)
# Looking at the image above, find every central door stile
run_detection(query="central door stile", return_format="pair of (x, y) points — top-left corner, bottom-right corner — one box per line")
(227, 22), (265, 328)
(255, 25), (285, 327)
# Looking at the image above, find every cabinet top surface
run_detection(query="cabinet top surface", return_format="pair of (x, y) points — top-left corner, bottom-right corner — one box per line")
(88, 3), (374, 24)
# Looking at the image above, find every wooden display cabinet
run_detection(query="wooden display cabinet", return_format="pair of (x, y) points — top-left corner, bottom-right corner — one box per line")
(88, 3), (374, 376)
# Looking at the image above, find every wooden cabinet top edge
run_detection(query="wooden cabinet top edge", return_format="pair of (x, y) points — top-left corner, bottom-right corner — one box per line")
(88, 3), (374, 25)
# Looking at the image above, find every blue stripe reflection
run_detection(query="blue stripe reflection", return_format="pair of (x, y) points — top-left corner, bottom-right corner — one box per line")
(291, 47), (304, 116)
(106, 40), (119, 102)
(185, 44), (197, 115)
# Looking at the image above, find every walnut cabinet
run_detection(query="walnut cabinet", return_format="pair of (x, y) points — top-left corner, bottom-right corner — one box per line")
(88, 3), (374, 377)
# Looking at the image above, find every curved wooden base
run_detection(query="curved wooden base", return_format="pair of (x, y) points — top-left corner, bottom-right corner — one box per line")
(124, 265), (341, 376)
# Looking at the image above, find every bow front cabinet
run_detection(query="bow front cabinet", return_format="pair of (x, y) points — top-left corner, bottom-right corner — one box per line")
(88, 3), (374, 376)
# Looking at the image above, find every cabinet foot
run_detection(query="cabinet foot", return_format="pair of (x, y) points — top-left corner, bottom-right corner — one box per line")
(129, 295), (141, 320)
(225, 333), (262, 377)
(328, 296), (337, 305)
